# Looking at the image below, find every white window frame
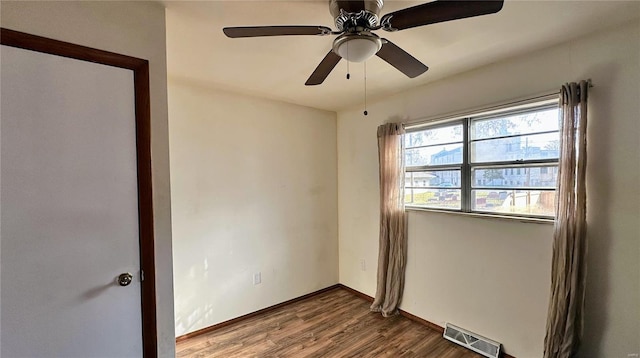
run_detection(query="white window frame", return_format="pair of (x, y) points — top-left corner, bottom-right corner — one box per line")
(404, 97), (560, 220)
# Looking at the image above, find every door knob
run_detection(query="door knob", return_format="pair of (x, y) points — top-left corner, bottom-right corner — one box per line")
(117, 273), (133, 287)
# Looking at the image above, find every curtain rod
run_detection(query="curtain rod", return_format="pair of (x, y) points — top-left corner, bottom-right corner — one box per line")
(403, 79), (593, 129)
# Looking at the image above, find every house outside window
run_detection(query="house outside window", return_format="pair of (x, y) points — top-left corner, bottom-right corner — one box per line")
(404, 98), (560, 218)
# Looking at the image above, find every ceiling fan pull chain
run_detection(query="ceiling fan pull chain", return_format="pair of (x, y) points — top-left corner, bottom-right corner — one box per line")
(346, 42), (350, 79)
(363, 61), (368, 116)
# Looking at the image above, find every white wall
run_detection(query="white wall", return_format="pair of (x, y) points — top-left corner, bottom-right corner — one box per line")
(169, 79), (338, 336)
(338, 20), (640, 358)
(0, 2), (175, 356)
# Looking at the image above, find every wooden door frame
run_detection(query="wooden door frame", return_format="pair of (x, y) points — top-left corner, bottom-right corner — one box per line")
(1, 28), (158, 357)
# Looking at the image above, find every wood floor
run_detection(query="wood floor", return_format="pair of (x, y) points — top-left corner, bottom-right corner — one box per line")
(176, 287), (482, 357)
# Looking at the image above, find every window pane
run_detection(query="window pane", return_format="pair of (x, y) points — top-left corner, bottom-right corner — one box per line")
(472, 108), (559, 140)
(406, 171), (432, 187)
(405, 188), (461, 210)
(471, 190), (555, 216)
(403, 100), (559, 219)
(405, 143), (463, 166)
(471, 132), (559, 163)
(406, 170), (461, 188)
(404, 172), (412, 188)
(472, 166), (558, 188)
(405, 124), (463, 148)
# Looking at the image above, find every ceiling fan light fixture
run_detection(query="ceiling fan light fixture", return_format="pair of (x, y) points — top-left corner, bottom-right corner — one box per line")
(333, 33), (382, 63)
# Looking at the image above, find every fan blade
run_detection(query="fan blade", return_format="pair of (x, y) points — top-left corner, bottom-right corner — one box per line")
(223, 26), (333, 38)
(376, 40), (428, 78)
(305, 51), (342, 86)
(335, 0), (367, 13)
(381, 0), (504, 31)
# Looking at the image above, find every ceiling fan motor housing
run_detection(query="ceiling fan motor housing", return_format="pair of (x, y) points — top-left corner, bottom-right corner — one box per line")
(330, 0), (384, 31)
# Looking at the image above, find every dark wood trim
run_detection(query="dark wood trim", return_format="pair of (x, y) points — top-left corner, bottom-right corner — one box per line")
(0, 28), (145, 70)
(176, 284), (342, 343)
(133, 56), (157, 358)
(337, 284), (516, 358)
(1, 28), (158, 358)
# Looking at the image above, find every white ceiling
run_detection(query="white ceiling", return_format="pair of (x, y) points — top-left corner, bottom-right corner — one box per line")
(164, 0), (640, 112)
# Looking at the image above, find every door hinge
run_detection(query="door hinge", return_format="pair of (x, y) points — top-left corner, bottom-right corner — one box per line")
(140, 270), (145, 282)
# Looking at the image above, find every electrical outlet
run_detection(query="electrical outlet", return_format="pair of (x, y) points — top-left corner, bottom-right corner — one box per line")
(360, 259), (366, 271)
(253, 272), (261, 285)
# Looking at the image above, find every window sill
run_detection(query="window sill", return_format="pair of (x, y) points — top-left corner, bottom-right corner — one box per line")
(405, 206), (554, 225)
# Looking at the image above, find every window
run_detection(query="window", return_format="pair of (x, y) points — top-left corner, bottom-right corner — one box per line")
(404, 99), (560, 218)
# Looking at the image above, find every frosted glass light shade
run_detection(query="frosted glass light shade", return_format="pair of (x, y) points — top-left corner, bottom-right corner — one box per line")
(336, 37), (381, 63)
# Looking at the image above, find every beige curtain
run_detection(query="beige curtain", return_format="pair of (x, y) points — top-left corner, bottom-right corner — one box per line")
(544, 81), (589, 358)
(370, 123), (407, 317)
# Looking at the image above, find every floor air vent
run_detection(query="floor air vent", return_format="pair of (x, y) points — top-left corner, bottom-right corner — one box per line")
(443, 323), (501, 358)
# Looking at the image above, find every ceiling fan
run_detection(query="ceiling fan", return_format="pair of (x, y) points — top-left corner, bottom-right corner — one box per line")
(223, 0), (504, 86)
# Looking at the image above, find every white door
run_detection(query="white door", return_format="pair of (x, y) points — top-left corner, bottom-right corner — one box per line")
(1, 45), (143, 357)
